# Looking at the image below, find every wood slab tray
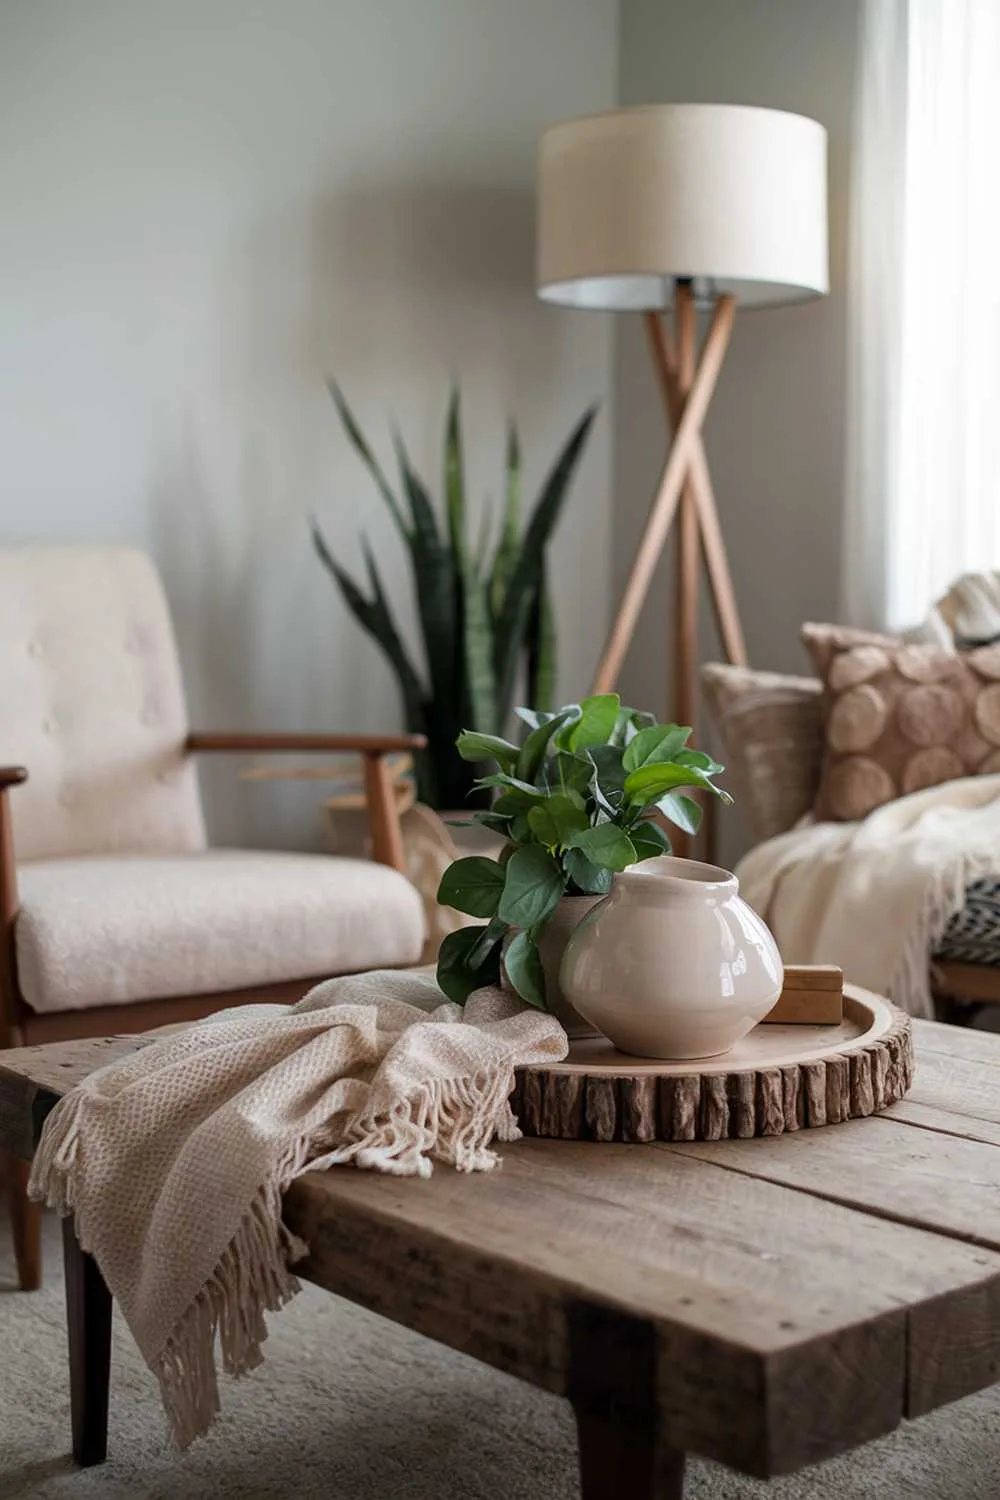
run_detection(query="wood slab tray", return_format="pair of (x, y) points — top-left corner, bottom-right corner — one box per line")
(512, 987), (913, 1143)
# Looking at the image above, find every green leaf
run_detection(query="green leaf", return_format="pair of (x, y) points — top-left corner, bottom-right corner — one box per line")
(436, 925), (501, 1005)
(547, 751), (595, 799)
(444, 385), (466, 564)
(674, 748), (725, 775)
(622, 724), (692, 773)
(490, 422), (522, 616)
(445, 811), (511, 835)
(462, 561), (497, 737)
(455, 731), (519, 771)
(657, 792), (703, 836)
(502, 929), (547, 1009)
(493, 789), (540, 816)
(624, 762), (733, 808)
(514, 707), (555, 732)
(588, 744), (626, 815)
(629, 820), (673, 860)
(564, 848), (613, 896)
(311, 520), (427, 734)
(516, 707), (576, 783)
(327, 380), (409, 539)
(559, 693), (621, 752)
(493, 406), (597, 717)
(526, 568), (557, 714)
(566, 824), (637, 871)
(527, 794), (590, 850)
(497, 845), (565, 928)
(478, 772), (547, 799)
(509, 811), (532, 842)
(436, 856), (506, 917)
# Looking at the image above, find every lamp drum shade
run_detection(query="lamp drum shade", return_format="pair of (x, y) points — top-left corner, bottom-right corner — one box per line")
(537, 103), (828, 311)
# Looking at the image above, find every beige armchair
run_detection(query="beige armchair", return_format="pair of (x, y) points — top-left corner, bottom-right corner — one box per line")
(1, 546), (426, 1290)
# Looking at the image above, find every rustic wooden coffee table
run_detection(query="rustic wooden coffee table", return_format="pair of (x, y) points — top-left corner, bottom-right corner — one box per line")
(3, 1009), (1000, 1498)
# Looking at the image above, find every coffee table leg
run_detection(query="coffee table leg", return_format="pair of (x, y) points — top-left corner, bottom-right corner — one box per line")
(573, 1402), (686, 1499)
(62, 1217), (112, 1466)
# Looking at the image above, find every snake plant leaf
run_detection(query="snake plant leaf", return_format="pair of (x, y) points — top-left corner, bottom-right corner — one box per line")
(393, 430), (456, 712)
(310, 520), (426, 728)
(526, 570), (557, 714)
(494, 405), (597, 717)
(461, 557), (497, 735)
(473, 497), (494, 581)
(502, 928), (547, 1008)
(490, 422), (522, 615)
(444, 385), (466, 564)
(326, 380), (409, 541)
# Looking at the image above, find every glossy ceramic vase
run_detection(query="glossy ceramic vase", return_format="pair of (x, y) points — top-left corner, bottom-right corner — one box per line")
(502, 895), (603, 1039)
(559, 856), (783, 1060)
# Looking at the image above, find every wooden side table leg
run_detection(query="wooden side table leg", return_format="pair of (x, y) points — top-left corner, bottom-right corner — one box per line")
(62, 1217), (112, 1466)
(573, 1402), (686, 1499)
(7, 1155), (42, 1290)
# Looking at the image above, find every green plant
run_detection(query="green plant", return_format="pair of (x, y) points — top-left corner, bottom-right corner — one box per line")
(312, 382), (597, 809)
(435, 694), (733, 1007)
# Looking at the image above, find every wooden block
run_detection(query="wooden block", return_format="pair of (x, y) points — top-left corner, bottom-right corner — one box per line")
(782, 965), (843, 992)
(763, 966), (844, 1026)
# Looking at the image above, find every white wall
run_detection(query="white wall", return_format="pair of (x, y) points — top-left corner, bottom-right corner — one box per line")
(616, 0), (860, 860)
(0, 0), (617, 846)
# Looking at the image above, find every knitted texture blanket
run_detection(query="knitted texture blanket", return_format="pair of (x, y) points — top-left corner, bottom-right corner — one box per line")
(28, 969), (567, 1446)
(738, 775), (1000, 1018)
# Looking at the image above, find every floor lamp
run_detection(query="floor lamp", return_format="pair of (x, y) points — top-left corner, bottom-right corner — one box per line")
(537, 103), (828, 848)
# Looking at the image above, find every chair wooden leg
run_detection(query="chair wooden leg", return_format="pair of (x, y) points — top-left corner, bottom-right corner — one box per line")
(6, 1153), (42, 1290)
(63, 1216), (112, 1467)
(574, 1401), (686, 1499)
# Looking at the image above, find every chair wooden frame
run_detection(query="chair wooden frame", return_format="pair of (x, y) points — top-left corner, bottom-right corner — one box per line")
(1, 728), (424, 1290)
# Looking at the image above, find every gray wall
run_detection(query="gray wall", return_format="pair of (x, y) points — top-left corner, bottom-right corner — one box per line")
(616, 0), (861, 858)
(0, 0), (618, 846)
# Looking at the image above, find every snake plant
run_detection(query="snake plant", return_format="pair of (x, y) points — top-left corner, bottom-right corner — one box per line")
(312, 383), (596, 808)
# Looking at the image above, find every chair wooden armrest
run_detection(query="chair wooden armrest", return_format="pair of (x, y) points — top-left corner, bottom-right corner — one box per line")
(0, 766), (27, 789)
(185, 733), (427, 873)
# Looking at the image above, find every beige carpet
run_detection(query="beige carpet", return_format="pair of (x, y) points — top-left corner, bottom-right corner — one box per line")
(1, 1211), (997, 1499)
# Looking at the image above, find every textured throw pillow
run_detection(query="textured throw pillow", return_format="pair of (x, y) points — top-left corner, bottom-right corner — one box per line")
(701, 663), (825, 841)
(802, 622), (1000, 821)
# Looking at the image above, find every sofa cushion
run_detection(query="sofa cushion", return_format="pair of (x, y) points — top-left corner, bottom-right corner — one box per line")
(701, 663), (825, 840)
(802, 624), (1000, 821)
(16, 851), (426, 1014)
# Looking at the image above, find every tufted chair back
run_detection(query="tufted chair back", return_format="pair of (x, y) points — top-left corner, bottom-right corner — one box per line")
(0, 546), (207, 861)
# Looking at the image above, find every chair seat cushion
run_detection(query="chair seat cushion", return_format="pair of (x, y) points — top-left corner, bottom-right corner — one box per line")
(16, 850), (426, 1014)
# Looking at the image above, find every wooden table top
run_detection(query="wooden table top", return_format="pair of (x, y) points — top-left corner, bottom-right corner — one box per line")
(3, 1018), (1000, 1481)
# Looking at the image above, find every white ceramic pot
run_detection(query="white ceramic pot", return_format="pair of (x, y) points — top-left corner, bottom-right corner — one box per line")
(502, 895), (603, 1038)
(559, 856), (783, 1060)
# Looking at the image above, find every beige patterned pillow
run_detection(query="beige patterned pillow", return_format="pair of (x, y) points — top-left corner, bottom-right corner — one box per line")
(802, 623), (1000, 821)
(701, 663), (825, 841)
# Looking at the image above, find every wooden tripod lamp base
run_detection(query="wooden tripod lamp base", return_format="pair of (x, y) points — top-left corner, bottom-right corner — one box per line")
(536, 103), (830, 833)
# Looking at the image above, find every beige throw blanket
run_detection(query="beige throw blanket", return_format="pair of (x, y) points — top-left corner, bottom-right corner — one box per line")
(29, 969), (566, 1447)
(739, 775), (1000, 1018)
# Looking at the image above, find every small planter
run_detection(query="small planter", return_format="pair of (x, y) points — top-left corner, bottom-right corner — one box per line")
(503, 894), (603, 1038)
(560, 856), (783, 1060)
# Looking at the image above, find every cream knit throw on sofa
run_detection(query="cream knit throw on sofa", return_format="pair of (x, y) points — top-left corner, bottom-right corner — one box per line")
(738, 775), (1000, 1018)
(29, 969), (567, 1447)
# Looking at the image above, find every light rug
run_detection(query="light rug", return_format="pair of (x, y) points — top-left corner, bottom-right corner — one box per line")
(738, 775), (1000, 1018)
(2, 1211), (998, 1500)
(27, 970), (565, 1448)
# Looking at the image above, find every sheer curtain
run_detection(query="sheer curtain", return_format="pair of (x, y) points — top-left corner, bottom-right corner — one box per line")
(842, 0), (1000, 632)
